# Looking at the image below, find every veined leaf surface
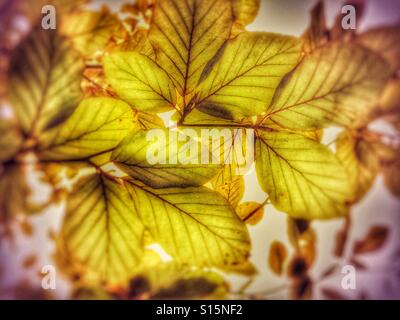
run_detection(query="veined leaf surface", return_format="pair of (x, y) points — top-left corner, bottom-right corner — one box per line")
(149, 0), (233, 97)
(196, 32), (301, 120)
(37, 97), (136, 161)
(263, 42), (391, 130)
(125, 179), (250, 267)
(255, 130), (352, 219)
(336, 130), (379, 202)
(60, 174), (145, 284)
(104, 52), (177, 113)
(8, 27), (84, 135)
(357, 26), (400, 72)
(112, 128), (223, 188)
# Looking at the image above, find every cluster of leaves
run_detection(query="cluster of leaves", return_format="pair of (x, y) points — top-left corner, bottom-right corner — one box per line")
(0, 0), (399, 299)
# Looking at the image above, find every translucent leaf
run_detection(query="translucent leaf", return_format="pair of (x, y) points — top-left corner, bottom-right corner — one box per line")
(125, 179), (251, 267)
(336, 130), (379, 202)
(353, 225), (389, 254)
(37, 97), (136, 161)
(264, 42), (391, 130)
(302, 1), (328, 53)
(58, 174), (145, 284)
(236, 201), (264, 225)
(128, 263), (229, 299)
(256, 130), (352, 219)
(196, 32), (301, 120)
(357, 26), (400, 72)
(148, 0), (233, 97)
(61, 9), (126, 56)
(112, 128), (224, 188)
(214, 176), (244, 208)
(268, 240), (287, 276)
(136, 112), (165, 130)
(8, 27), (84, 135)
(232, 0), (260, 26)
(104, 52), (177, 113)
(379, 77), (400, 115)
(0, 119), (22, 163)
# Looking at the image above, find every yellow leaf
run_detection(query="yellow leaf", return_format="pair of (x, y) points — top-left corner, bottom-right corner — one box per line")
(59, 173), (145, 285)
(136, 111), (165, 130)
(264, 42), (391, 130)
(268, 240), (287, 276)
(196, 32), (301, 119)
(232, 0), (260, 26)
(112, 128), (223, 188)
(61, 9), (126, 56)
(336, 130), (380, 202)
(128, 262), (229, 299)
(256, 130), (352, 219)
(8, 27), (84, 135)
(148, 0), (233, 97)
(236, 201), (264, 225)
(37, 97), (136, 161)
(125, 179), (250, 267)
(214, 176), (244, 208)
(104, 52), (177, 112)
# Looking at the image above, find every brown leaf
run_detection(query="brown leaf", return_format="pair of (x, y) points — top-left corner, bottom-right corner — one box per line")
(320, 264), (338, 279)
(321, 287), (348, 300)
(22, 255), (37, 269)
(353, 226), (389, 254)
(290, 276), (313, 300)
(268, 241), (288, 276)
(302, 1), (328, 52)
(349, 258), (367, 270)
(287, 217), (310, 248)
(288, 255), (309, 279)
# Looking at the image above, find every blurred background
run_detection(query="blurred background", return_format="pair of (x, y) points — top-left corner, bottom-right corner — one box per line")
(1, 0), (400, 299)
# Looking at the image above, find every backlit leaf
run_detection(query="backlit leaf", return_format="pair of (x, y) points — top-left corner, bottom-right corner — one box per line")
(214, 176), (244, 208)
(196, 32), (301, 120)
(149, 0), (233, 97)
(357, 26), (400, 72)
(263, 42), (391, 130)
(61, 9), (126, 56)
(125, 179), (251, 267)
(379, 77), (400, 115)
(112, 128), (224, 188)
(336, 130), (381, 202)
(37, 97), (136, 161)
(302, 1), (328, 53)
(268, 240), (287, 276)
(353, 225), (389, 255)
(59, 173), (145, 284)
(256, 130), (352, 219)
(128, 263), (228, 299)
(236, 201), (264, 225)
(233, 0), (260, 26)
(104, 52), (177, 112)
(8, 26), (84, 135)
